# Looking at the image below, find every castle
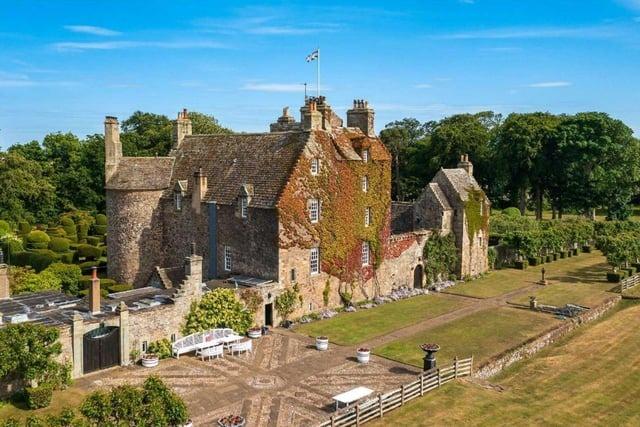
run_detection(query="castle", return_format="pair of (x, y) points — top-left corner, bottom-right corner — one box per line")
(105, 97), (489, 325)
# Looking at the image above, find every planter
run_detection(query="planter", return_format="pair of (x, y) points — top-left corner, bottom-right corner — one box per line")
(248, 328), (261, 339)
(316, 336), (329, 351)
(357, 348), (370, 364)
(218, 415), (245, 427)
(141, 354), (159, 368)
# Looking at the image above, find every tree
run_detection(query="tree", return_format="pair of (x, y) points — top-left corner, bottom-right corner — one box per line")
(121, 111), (173, 157)
(183, 288), (252, 334)
(189, 111), (232, 135)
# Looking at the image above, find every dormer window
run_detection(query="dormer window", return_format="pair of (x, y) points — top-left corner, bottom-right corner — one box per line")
(174, 180), (187, 211)
(240, 196), (248, 218)
(175, 192), (182, 211)
(311, 158), (320, 175)
(362, 176), (369, 192)
(362, 149), (369, 163)
(309, 198), (320, 223)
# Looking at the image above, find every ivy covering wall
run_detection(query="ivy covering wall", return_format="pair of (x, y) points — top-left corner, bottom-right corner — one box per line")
(464, 187), (489, 241)
(422, 232), (459, 283)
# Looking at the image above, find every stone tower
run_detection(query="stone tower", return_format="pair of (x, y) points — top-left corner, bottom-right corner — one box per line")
(347, 99), (375, 137)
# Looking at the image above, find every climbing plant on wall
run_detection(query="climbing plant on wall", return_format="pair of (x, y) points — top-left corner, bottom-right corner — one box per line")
(423, 232), (459, 283)
(464, 187), (489, 242)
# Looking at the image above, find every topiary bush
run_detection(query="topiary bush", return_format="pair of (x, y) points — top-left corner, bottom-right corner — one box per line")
(95, 214), (107, 226)
(502, 207), (521, 217)
(79, 261), (100, 271)
(44, 263), (82, 295)
(60, 216), (77, 239)
(18, 221), (31, 235)
(0, 220), (11, 237)
(78, 288), (109, 298)
(59, 251), (75, 264)
(607, 271), (625, 283)
(93, 216), (107, 236)
(26, 230), (51, 249)
(108, 283), (133, 293)
(76, 221), (90, 242)
(86, 236), (103, 246)
(46, 227), (66, 238)
(48, 237), (71, 253)
(75, 244), (102, 261)
(14, 251), (58, 272)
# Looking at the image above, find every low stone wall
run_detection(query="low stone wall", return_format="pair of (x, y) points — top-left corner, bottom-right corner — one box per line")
(473, 295), (621, 379)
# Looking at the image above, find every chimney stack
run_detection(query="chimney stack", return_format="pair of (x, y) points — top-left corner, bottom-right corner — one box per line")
(0, 251), (9, 300)
(172, 108), (193, 149)
(104, 116), (122, 183)
(89, 267), (101, 314)
(457, 154), (473, 176)
(301, 99), (323, 130)
(347, 99), (375, 137)
(184, 243), (203, 294)
(192, 167), (208, 214)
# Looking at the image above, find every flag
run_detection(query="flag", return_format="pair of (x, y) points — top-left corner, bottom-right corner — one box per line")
(306, 49), (319, 62)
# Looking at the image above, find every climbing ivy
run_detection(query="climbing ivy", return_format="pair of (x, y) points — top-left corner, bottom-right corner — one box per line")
(423, 233), (459, 283)
(464, 187), (489, 242)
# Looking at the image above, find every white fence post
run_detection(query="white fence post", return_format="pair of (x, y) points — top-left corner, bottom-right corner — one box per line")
(379, 393), (383, 418)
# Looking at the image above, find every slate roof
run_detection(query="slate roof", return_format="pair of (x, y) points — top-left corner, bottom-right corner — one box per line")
(438, 168), (483, 202)
(429, 183), (452, 210)
(106, 157), (175, 191)
(170, 132), (309, 208)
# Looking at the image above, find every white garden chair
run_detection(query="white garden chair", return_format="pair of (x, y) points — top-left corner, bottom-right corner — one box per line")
(196, 344), (224, 361)
(229, 339), (252, 357)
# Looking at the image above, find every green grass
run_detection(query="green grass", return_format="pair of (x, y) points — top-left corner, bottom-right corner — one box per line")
(0, 387), (87, 421)
(370, 301), (640, 426)
(295, 294), (467, 346)
(623, 285), (640, 298)
(509, 282), (614, 308)
(374, 307), (557, 367)
(445, 251), (611, 299)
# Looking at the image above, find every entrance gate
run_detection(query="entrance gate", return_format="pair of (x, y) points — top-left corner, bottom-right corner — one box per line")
(83, 326), (120, 374)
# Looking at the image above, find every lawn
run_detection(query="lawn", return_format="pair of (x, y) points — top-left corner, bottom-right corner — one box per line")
(370, 301), (640, 426)
(374, 307), (557, 367)
(623, 285), (640, 298)
(0, 387), (88, 421)
(508, 282), (614, 308)
(295, 293), (467, 346)
(445, 251), (611, 299)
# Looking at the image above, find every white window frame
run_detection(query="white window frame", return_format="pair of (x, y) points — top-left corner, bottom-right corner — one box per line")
(362, 149), (369, 163)
(224, 246), (232, 271)
(362, 241), (370, 266)
(365, 207), (372, 227)
(310, 247), (320, 275)
(175, 192), (182, 211)
(309, 198), (320, 223)
(240, 196), (248, 218)
(362, 175), (369, 193)
(311, 158), (320, 175)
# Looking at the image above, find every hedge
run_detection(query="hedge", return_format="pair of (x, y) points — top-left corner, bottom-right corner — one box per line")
(79, 276), (116, 290)
(25, 384), (53, 409)
(624, 267), (636, 277)
(46, 227), (66, 238)
(502, 207), (521, 217)
(108, 283), (133, 293)
(75, 244), (102, 261)
(514, 260), (528, 270)
(49, 237), (71, 253)
(0, 220), (10, 236)
(59, 251), (75, 264)
(77, 221), (90, 241)
(18, 221), (31, 235)
(86, 236), (103, 246)
(1, 237), (24, 257)
(79, 261), (100, 271)
(95, 214), (107, 226)
(93, 225), (107, 236)
(79, 288), (109, 298)
(559, 250), (567, 258)
(12, 251), (58, 272)
(607, 271), (627, 283)
(26, 230), (51, 249)
(528, 256), (541, 266)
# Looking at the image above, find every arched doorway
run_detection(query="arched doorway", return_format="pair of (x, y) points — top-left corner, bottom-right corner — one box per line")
(413, 265), (424, 289)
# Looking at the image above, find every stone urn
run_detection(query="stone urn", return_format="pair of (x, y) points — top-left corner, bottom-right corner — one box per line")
(357, 348), (370, 364)
(248, 328), (262, 339)
(141, 354), (159, 368)
(217, 415), (246, 427)
(420, 343), (440, 371)
(316, 336), (329, 351)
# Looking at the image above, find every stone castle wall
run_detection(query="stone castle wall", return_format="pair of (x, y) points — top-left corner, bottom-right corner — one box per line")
(107, 189), (165, 287)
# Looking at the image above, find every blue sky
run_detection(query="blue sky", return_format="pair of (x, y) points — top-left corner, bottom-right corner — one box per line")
(1, 0), (640, 148)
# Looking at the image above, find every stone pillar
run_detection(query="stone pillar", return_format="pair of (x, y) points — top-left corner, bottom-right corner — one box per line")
(172, 108), (192, 149)
(192, 167), (208, 214)
(301, 99), (323, 130)
(0, 261), (9, 300)
(104, 116), (122, 183)
(71, 312), (84, 378)
(118, 301), (130, 366)
(89, 267), (101, 314)
(184, 243), (203, 295)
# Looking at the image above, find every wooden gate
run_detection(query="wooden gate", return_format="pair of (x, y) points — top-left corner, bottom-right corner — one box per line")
(83, 326), (120, 374)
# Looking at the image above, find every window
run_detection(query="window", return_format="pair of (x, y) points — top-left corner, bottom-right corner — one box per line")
(365, 207), (372, 227)
(310, 247), (320, 274)
(362, 241), (370, 266)
(290, 268), (297, 282)
(309, 199), (320, 223)
(175, 192), (182, 211)
(224, 246), (232, 271)
(362, 176), (369, 192)
(240, 196), (248, 218)
(311, 158), (320, 175)
(362, 149), (369, 163)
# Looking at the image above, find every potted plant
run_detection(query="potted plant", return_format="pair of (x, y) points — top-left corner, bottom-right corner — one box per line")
(357, 347), (370, 364)
(218, 415), (246, 427)
(247, 327), (262, 339)
(316, 336), (329, 351)
(141, 353), (159, 368)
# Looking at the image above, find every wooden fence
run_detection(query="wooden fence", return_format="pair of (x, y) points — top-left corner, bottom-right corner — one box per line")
(317, 356), (473, 427)
(619, 274), (640, 293)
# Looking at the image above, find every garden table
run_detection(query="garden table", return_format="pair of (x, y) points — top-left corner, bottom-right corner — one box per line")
(332, 386), (373, 410)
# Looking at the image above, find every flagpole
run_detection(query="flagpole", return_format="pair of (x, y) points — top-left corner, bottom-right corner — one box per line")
(316, 47), (320, 97)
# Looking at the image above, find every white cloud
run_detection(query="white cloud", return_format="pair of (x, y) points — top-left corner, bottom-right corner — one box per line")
(64, 25), (121, 36)
(527, 81), (572, 88)
(433, 25), (621, 40)
(195, 16), (339, 36)
(241, 82), (328, 92)
(415, 83), (433, 89)
(52, 40), (227, 52)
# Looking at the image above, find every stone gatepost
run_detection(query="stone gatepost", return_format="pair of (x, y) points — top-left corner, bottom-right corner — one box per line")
(71, 312), (84, 378)
(118, 301), (130, 366)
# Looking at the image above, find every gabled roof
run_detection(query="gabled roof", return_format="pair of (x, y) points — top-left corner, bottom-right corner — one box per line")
(438, 168), (483, 202)
(428, 182), (452, 210)
(170, 132), (309, 208)
(106, 157), (175, 191)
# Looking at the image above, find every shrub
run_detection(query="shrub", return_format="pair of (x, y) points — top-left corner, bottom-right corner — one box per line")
(25, 384), (53, 409)
(60, 216), (77, 237)
(76, 221), (90, 242)
(502, 207), (521, 217)
(514, 259), (528, 270)
(18, 221), (32, 235)
(488, 247), (497, 269)
(93, 225), (107, 236)
(10, 267), (62, 294)
(28, 251), (58, 272)
(75, 244), (102, 261)
(323, 280), (331, 307)
(1, 233), (24, 258)
(624, 267), (636, 276)
(98, 278), (116, 290)
(59, 251), (75, 264)
(78, 288), (109, 298)
(147, 339), (172, 359)
(0, 220), (11, 237)
(559, 250), (567, 258)
(239, 288), (263, 321)
(46, 227), (66, 238)
(275, 285), (301, 322)
(423, 232), (459, 283)
(48, 237), (71, 253)
(44, 263), (82, 295)
(79, 261), (99, 271)
(183, 288), (253, 335)
(528, 256), (541, 266)
(545, 254), (553, 263)
(26, 230), (51, 249)
(607, 271), (625, 283)
(95, 214), (107, 226)
(86, 236), (103, 246)
(582, 245), (591, 253)
(108, 283), (133, 293)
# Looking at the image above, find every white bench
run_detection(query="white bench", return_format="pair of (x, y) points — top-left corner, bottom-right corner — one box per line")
(229, 339), (252, 357)
(332, 386), (374, 411)
(196, 344), (224, 361)
(172, 328), (239, 358)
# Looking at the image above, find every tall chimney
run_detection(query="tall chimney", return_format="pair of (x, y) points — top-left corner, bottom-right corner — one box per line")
(0, 251), (9, 300)
(347, 99), (375, 137)
(457, 154), (473, 176)
(183, 243), (203, 296)
(172, 108), (192, 149)
(301, 99), (323, 130)
(192, 167), (208, 214)
(104, 116), (122, 183)
(89, 267), (101, 314)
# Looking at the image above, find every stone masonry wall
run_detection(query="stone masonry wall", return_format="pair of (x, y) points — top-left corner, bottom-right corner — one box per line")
(107, 189), (165, 287)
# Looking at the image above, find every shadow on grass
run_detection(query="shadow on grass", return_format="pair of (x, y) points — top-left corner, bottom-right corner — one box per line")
(547, 261), (611, 285)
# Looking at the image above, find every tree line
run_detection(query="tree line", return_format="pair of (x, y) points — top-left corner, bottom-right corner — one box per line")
(380, 111), (640, 220)
(0, 111), (230, 224)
